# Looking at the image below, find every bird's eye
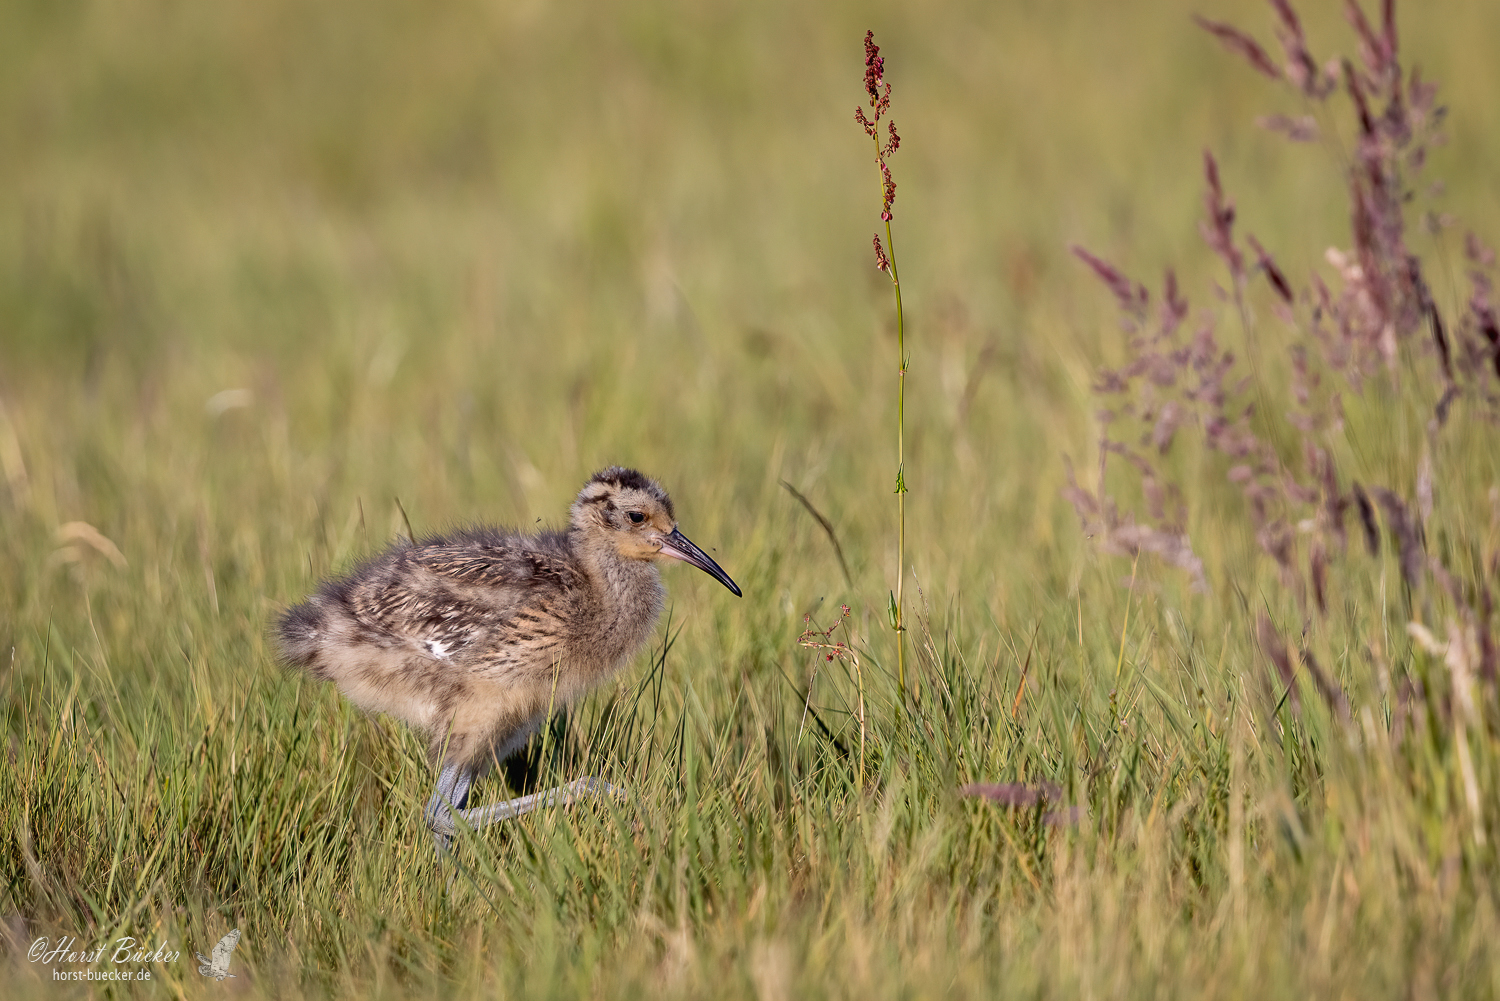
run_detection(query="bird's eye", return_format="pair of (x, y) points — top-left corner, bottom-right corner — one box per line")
(627, 511), (646, 525)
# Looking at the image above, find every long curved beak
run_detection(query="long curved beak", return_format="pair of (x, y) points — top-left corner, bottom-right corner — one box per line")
(658, 528), (742, 597)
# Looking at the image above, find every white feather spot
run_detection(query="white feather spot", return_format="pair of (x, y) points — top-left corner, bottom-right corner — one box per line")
(425, 639), (451, 660)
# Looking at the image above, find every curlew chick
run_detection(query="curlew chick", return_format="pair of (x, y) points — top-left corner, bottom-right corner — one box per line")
(277, 467), (740, 845)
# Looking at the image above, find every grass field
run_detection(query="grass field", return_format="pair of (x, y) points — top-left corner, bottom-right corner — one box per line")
(5, 0), (1500, 996)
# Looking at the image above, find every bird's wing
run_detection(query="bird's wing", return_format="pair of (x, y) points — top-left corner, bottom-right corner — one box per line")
(350, 540), (581, 653)
(411, 542), (580, 593)
(211, 929), (240, 967)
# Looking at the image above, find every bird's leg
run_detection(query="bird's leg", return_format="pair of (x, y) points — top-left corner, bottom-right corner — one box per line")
(426, 766), (625, 842)
(426, 763), (475, 853)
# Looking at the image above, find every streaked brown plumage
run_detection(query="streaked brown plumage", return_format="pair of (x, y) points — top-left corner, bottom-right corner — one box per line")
(277, 466), (740, 843)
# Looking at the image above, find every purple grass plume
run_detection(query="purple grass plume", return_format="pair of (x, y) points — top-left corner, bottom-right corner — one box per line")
(1067, 0), (1499, 738)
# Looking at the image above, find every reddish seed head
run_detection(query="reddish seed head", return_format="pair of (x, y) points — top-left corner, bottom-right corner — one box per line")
(860, 33), (899, 266)
(1193, 15), (1281, 81)
(861, 32), (893, 120)
(863, 30), (884, 105)
(1200, 150), (1244, 280)
(1248, 234), (1294, 303)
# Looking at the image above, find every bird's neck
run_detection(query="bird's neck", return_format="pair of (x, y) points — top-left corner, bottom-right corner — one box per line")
(571, 530), (665, 630)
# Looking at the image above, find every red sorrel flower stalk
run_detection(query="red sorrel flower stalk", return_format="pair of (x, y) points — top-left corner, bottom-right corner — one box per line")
(855, 29), (911, 701)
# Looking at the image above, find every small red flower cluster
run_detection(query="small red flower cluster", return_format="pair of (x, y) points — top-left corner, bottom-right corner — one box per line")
(798, 605), (855, 663)
(855, 30), (901, 264)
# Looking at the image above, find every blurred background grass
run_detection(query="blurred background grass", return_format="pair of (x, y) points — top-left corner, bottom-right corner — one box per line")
(4, 0), (1500, 997)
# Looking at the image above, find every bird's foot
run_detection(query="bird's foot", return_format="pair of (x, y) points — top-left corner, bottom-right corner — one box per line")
(425, 775), (630, 848)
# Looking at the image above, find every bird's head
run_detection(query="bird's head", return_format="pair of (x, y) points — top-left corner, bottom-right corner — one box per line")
(571, 467), (741, 596)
